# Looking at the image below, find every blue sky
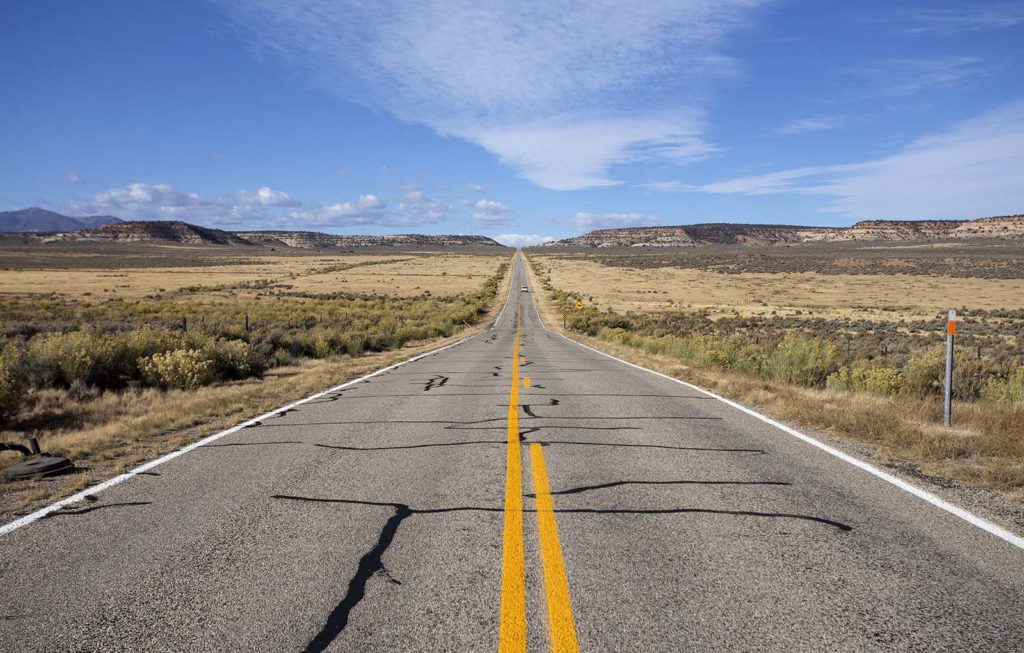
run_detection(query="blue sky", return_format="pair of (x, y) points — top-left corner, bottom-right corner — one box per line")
(1, 1), (1022, 245)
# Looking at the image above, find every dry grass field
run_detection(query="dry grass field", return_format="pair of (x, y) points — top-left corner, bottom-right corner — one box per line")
(532, 247), (1024, 322)
(526, 243), (1024, 520)
(0, 245), (499, 300)
(0, 242), (513, 516)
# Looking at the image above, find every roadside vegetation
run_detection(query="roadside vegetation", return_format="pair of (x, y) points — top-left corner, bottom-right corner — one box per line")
(0, 251), (511, 514)
(528, 254), (1024, 499)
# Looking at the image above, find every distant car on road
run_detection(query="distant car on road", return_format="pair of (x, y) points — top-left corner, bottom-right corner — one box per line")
(521, 285), (529, 292)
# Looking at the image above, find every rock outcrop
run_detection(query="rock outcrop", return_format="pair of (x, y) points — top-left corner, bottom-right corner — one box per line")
(547, 215), (1024, 247)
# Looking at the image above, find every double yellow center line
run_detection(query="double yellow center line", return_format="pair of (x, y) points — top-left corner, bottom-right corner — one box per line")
(499, 305), (579, 652)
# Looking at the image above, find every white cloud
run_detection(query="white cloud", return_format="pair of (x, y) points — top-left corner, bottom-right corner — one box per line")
(774, 115), (849, 135)
(65, 170), (83, 184)
(696, 100), (1024, 218)
(465, 183), (489, 193)
(74, 182), (451, 229)
(76, 182), (303, 224)
(87, 183), (213, 215)
(473, 199), (513, 225)
(214, 0), (765, 190)
(286, 194), (398, 227)
(288, 190), (459, 228)
(397, 190), (453, 223)
(572, 212), (661, 230)
(235, 186), (302, 207)
(897, 4), (1024, 35)
(494, 233), (556, 247)
(462, 114), (716, 191)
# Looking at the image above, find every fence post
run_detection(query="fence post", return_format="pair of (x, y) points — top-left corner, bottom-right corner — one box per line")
(944, 309), (956, 427)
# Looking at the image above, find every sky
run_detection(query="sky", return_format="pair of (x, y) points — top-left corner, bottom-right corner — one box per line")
(1, 1), (1022, 246)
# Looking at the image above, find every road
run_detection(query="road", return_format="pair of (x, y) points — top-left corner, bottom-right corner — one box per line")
(1, 254), (1023, 651)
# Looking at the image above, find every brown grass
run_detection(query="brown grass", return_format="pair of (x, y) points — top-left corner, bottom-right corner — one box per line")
(532, 254), (1024, 322)
(0, 252), (501, 300)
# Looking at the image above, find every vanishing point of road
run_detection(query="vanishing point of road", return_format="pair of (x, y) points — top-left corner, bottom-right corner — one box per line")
(1, 254), (1023, 651)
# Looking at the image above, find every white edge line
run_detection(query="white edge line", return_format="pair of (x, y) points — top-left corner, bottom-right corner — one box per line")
(521, 257), (1024, 551)
(0, 257), (519, 538)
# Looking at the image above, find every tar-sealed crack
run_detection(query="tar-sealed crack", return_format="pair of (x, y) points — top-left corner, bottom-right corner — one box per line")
(423, 375), (450, 391)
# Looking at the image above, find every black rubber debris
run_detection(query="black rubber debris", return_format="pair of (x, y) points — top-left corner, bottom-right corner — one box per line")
(3, 456), (74, 481)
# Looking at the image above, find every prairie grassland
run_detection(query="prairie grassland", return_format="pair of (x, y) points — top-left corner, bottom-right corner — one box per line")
(0, 246), (512, 515)
(533, 252), (1024, 322)
(0, 250), (499, 299)
(525, 249), (1024, 520)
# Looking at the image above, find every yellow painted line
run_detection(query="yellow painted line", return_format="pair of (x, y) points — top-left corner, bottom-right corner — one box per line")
(499, 309), (526, 652)
(523, 376), (531, 388)
(529, 443), (579, 653)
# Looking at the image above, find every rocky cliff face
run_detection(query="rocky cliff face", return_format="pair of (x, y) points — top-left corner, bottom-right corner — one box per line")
(42, 221), (253, 245)
(547, 215), (1024, 247)
(36, 221), (506, 248)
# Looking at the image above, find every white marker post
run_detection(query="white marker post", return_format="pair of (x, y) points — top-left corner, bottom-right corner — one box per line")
(944, 309), (956, 427)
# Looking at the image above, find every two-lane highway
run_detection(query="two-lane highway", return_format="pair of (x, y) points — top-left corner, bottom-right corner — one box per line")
(1, 254), (1023, 651)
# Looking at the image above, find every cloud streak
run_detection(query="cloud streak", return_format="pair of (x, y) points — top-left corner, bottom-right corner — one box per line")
(215, 0), (766, 190)
(896, 4), (1024, 35)
(696, 100), (1024, 218)
(774, 114), (849, 135)
(848, 56), (988, 98)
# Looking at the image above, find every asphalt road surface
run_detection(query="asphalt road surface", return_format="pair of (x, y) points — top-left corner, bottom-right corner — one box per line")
(2, 254), (1023, 652)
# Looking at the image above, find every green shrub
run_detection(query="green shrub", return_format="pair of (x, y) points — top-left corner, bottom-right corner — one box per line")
(0, 358), (25, 422)
(863, 367), (902, 395)
(203, 339), (266, 380)
(982, 367), (1024, 405)
(951, 355), (1001, 401)
(123, 325), (182, 363)
(827, 362), (902, 396)
(138, 349), (215, 390)
(27, 331), (127, 388)
(901, 347), (947, 396)
(764, 334), (839, 387)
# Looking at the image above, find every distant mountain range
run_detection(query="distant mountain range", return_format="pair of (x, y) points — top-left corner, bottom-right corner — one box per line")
(0, 207), (123, 232)
(0, 209), (504, 248)
(546, 215), (1024, 247)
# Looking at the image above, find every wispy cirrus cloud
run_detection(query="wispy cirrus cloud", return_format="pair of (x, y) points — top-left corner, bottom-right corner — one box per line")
(774, 114), (849, 135)
(636, 180), (693, 193)
(696, 100), (1024, 218)
(895, 3), (1024, 36)
(849, 56), (988, 98)
(214, 0), (767, 190)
